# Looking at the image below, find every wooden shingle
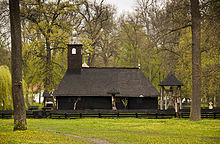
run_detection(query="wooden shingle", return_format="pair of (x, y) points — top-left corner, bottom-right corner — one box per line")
(53, 67), (159, 97)
(159, 72), (183, 86)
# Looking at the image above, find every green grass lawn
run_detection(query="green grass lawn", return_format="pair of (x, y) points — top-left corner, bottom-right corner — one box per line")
(0, 118), (219, 144)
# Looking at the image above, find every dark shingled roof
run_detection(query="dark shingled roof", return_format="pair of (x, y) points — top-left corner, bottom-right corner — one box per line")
(43, 91), (53, 98)
(53, 67), (159, 97)
(107, 88), (120, 95)
(159, 72), (183, 86)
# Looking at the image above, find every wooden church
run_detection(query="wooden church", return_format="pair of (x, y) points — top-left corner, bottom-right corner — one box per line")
(53, 37), (159, 110)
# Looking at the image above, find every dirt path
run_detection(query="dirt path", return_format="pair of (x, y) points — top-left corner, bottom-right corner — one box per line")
(45, 129), (113, 144)
(44, 128), (220, 143)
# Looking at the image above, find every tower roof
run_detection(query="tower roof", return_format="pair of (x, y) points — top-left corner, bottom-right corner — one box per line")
(43, 91), (53, 97)
(159, 72), (183, 86)
(69, 30), (82, 45)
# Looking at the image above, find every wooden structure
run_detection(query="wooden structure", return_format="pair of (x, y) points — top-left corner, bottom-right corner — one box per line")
(42, 91), (54, 107)
(159, 72), (183, 116)
(53, 37), (159, 110)
(1, 108), (220, 119)
(107, 88), (120, 110)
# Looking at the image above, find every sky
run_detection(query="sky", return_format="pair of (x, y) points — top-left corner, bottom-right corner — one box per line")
(104, 0), (136, 15)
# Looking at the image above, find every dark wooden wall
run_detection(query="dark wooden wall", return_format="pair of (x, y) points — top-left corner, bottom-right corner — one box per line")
(116, 97), (158, 109)
(57, 96), (74, 110)
(128, 97), (158, 109)
(57, 96), (112, 110)
(56, 96), (158, 110)
(67, 44), (82, 73)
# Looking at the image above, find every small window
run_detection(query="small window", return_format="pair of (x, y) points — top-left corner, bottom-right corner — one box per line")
(72, 48), (76, 54)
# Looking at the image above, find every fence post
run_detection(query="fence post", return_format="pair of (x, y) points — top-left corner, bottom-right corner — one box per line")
(117, 113), (119, 118)
(179, 112), (182, 118)
(98, 113), (101, 118)
(135, 113), (138, 118)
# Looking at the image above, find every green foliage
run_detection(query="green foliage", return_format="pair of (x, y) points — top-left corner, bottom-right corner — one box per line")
(117, 21), (144, 67)
(0, 35), (10, 67)
(21, 0), (77, 92)
(175, 27), (192, 97)
(17, 0), (219, 105)
(141, 0), (220, 102)
(116, 16), (162, 90)
(0, 66), (12, 110)
(172, 23), (220, 101)
(0, 66), (28, 110)
(121, 98), (128, 108)
(75, 0), (117, 66)
(80, 35), (94, 62)
(22, 38), (68, 92)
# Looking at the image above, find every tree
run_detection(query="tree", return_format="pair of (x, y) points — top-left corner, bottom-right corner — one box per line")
(76, 0), (116, 66)
(0, 0), (10, 52)
(201, 0), (220, 107)
(21, 0), (76, 92)
(0, 0), (10, 68)
(135, 0), (167, 84)
(0, 66), (12, 110)
(190, 0), (201, 121)
(117, 14), (143, 67)
(0, 35), (10, 67)
(9, 0), (27, 130)
(116, 9), (162, 88)
(154, 0), (220, 108)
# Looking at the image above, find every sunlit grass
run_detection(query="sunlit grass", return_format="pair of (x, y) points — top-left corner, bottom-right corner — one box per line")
(0, 118), (219, 144)
(0, 119), (93, 144)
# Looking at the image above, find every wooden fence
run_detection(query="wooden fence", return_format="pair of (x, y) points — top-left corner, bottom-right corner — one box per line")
(49, 109), (175, 119)
(0, 108), (220, 119)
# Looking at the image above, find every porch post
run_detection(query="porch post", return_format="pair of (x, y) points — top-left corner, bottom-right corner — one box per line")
(179, 86), (182, 109)
(160, 87), (164, 110)
(112, 95), (117, 110)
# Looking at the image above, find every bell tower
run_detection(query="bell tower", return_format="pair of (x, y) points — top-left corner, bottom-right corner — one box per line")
(67, 31), (82, 74)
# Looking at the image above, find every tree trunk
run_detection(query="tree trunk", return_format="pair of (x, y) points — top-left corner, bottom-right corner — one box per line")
(160, 87), (164, 110)
(148, 53), (151, 82)
(103, 56), (108, 67)
(74, 97), (81, 110)
(9, 0), (27, 130)
(216, 94), (220, 107)
(190, 0), (201, 121)
(25, 93), (29, 107)
(112, 95), (117, 110)
(32, 87), (34, 104)
(38, 89), (41, 104)
(44, 37), (52, 91)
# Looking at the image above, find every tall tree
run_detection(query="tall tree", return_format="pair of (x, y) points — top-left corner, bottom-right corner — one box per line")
(21, 0), (76, 92)
(190, 0), (201, 121)
(9, 0), (27, 130)
(76, 0), (116, 66)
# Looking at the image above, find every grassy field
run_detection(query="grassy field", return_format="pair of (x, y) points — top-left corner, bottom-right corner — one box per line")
(0, 118), (219, 144)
